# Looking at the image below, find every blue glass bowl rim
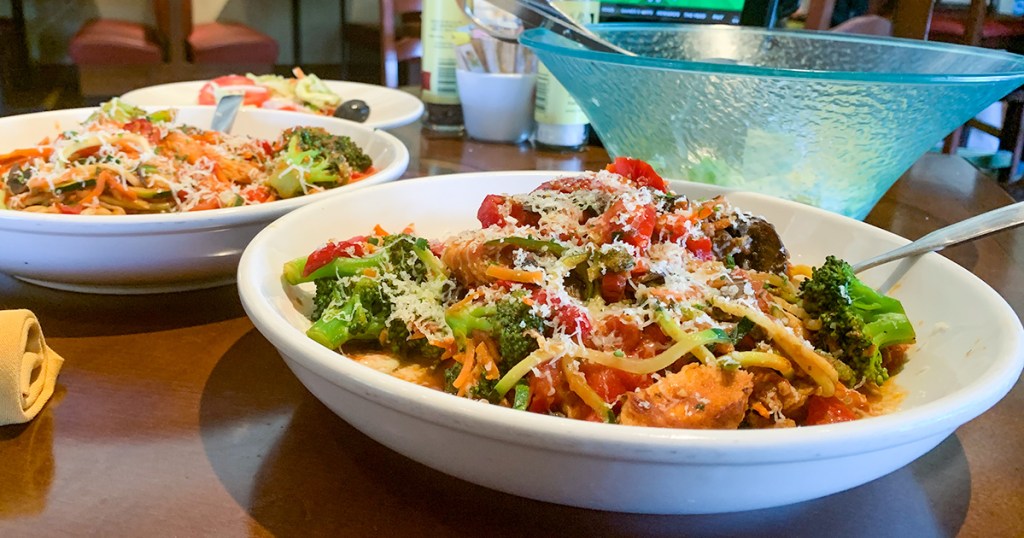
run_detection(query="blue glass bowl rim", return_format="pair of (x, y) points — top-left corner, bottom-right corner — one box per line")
(519, 23), (1024, 85)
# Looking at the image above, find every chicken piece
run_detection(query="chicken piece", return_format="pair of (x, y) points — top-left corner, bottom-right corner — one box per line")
(349, 351), (444, 390)
(619, 363), (753, 429)
(744, 370), (815, 428)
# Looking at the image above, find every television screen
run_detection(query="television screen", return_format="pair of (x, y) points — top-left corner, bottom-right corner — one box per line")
(598, 0), (766, 25)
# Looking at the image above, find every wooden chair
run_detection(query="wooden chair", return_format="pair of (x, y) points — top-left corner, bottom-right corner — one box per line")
(802, 0), (933, 38)
(154, 0), (278, 80)
(929, 0), (1024, 51)
(68, 9), (167, 97)
(929, 0), (1024, 183)
(70, 0), (279, 98)
(380, 0), (423, 88)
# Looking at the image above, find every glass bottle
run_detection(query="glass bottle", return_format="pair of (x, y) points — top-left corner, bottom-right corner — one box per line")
(533, 0), (600, 151)
(421, 0), (468, 132)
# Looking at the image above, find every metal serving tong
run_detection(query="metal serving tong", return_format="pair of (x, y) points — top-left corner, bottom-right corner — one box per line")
(456, 0), (635, 56)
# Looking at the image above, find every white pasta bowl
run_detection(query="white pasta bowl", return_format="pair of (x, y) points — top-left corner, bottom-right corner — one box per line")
(0, 106), (408, 294)
(237, 171), (1024, 514)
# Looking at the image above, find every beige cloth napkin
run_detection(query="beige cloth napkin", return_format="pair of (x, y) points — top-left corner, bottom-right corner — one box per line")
(0, 310), (64, 425)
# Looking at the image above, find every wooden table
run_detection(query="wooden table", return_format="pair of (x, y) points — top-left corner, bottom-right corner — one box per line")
(1, 123), (1022, 537)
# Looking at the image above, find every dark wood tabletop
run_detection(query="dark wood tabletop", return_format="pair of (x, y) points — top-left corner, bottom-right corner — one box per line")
(1, 122), (1022, 537)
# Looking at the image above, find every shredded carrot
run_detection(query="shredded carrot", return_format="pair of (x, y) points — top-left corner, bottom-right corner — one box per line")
(104, 171), (138, 201)
(292, 66), (306, 79)
(450, 290), (483, 312)
(401, 223), (415, 234)
(0, 146), (52, 166)
(362, 268), (378, 277)
(751, 402), (771, 418)
(78, 170), (109, 205)
(349, 166), (377, 183)
(454, 344), (477, 396)
(476, 340), (501, 380)
(439, 338), (457, 360)
(647, 288), (687, 302)
(521, 297), (535, 306)
(373, 224), (389, 237)
(485, 265), (544, 285)
(408, 330), (426, 340)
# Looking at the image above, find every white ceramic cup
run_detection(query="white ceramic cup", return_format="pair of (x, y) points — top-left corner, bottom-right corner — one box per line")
(456, 70), (537, 144)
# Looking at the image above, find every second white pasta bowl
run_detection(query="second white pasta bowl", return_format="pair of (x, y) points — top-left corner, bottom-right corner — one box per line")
(0, 106), (408, 293)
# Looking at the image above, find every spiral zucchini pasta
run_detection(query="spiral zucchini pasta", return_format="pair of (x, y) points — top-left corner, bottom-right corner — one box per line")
(0, 99), (374, 215)
(283, 159), (917, 429)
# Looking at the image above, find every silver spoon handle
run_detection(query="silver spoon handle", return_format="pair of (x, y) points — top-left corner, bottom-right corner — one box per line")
(852, 201), (1024, 273)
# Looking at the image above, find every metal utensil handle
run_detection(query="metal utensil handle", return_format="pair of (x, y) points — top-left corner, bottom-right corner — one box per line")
(852, 201), (1024, 273)
(519, 0), (635, 55)
(455, 0), (520, 43)
(468, 0), (635, 56)
(210, 93), (244, 133)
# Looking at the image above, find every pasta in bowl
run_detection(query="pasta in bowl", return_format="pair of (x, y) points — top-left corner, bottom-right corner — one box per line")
(0, 102), (408, 293)
(278, 159), (912, 429)
(237, 167), (1023, 513)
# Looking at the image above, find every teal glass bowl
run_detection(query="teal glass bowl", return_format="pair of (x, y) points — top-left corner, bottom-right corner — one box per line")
(521, 25), (1024, 219)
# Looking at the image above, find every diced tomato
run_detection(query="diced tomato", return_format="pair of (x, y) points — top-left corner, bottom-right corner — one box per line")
(685, 236), (714, 261)
(600, 315), (643, 353)
(533, 175), (617, 194)
(654, 212), (690, 243)
(302, 236), (369, 277)
(189, 197), (221, 212)
(55, 202), (83, 214)
(260, 99), (302, 112)
(350, 166), (376, 182)
(605, 157), (668, 192)
(531, 289), (592, 340)
(598, 199), (656, 253)
(242, 185), (273, 204)
(527, 362), (565, 414)
(579, 362), (651, 403)
(600, 271), (629, 303)
(477, 194), (506, 227)
(198, 75), (268, 107)
(122, 118), (161, 145)
(803, 395), (857, 426)
(429, 240), (446, 258)
(476, 194), (533, 228)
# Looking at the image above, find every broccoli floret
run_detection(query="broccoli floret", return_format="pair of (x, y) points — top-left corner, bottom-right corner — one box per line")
(494, 293), (544, 370)
(441, 362), (500, 401)
(379, 234), (446, 283)
(445, 302), (497, 348)
(800, 256), (917, 386)
(267, 127), (372, 198)
(307, 276), (389, 350)
(594, 245), (636, 274)
(284, 247), (388, 285)
(444, 290), (543, 371)
(290, 232), (451, 357)
(385, 319), (444, 360)
(443, 363), (461, 394)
